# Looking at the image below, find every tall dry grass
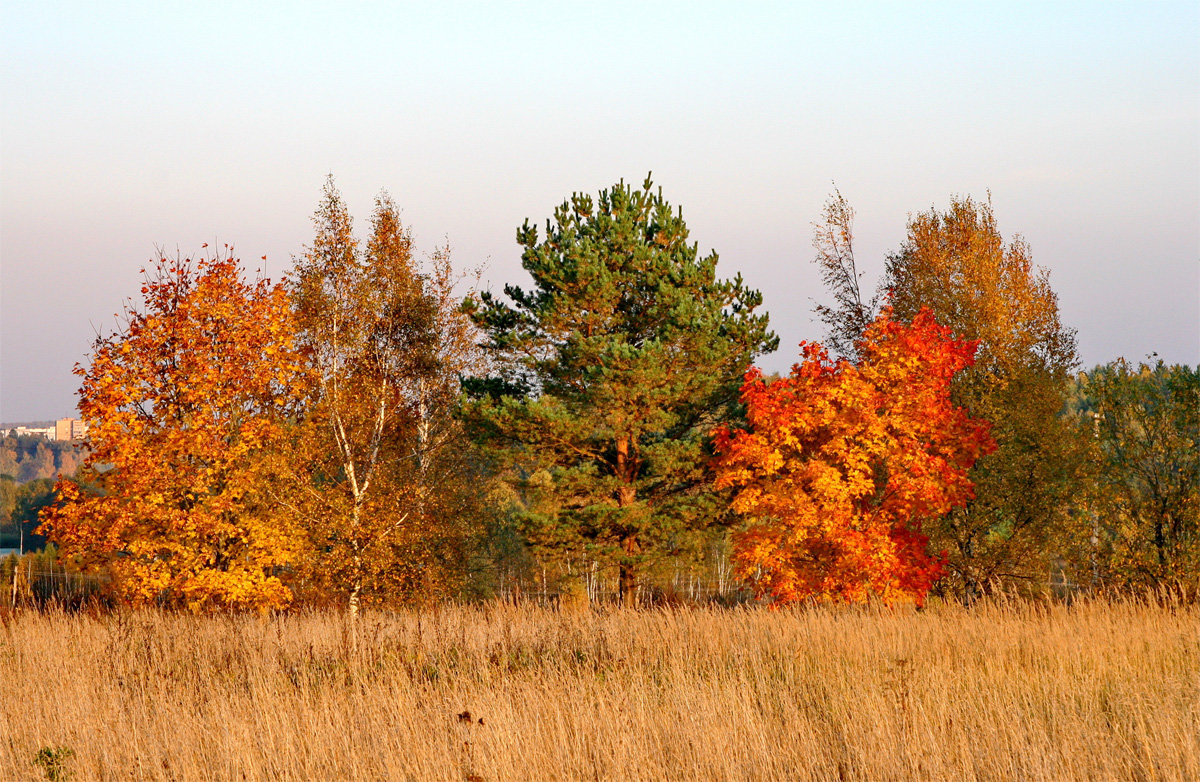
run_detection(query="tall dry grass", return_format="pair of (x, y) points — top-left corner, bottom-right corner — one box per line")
(0, 597), (1195, 781)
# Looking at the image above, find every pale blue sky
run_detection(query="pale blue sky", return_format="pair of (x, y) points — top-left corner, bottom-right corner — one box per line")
(2, 1), (1197, 421)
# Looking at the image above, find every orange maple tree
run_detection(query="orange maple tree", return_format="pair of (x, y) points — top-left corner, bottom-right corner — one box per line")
(714, 308), (995, 605)
(40, 250), (308, 611)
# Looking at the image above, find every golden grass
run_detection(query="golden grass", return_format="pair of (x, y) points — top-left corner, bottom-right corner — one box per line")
(0, 597), (1196, 781)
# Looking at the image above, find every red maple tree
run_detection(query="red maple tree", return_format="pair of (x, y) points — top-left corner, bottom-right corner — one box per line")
(714, 308), (995, 605)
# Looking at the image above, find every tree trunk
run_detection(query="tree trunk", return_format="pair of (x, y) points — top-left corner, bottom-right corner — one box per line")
(615, 436), (638, 607)
(348, 498), (364, 654)
(1154, 516), (1168, 572)
(348, 582), (361, 621)
(348, 579), (361, 654)
(618, 561), (636, 608)
(416, 382), (430, 513)
(961, 536), (978, 606)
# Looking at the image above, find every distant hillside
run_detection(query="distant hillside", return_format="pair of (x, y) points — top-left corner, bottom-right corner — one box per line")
(0, 434), (86, 484)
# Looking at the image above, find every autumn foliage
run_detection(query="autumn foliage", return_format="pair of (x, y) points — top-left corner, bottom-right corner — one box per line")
(40, 251), (307, 611)
(36, 181), (1179, 612)
(714, 309), (995, 605)
(289, 180), (487, 614)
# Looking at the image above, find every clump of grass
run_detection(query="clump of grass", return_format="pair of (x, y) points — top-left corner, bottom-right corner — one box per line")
(0, 596), (1195, 781)
(31, 746), (74, 782)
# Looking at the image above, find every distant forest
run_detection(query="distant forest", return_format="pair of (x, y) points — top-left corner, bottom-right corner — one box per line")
(0, 434), (85, 484)
(0, 435), (82, 550)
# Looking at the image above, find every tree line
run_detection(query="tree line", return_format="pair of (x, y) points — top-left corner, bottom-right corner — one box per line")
(34, 176), (1199, 612)
(0, 435), (82, 552)
(0, 435), (84, 484)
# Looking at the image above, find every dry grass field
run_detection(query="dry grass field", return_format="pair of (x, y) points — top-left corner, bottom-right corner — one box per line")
(0, 596), (1196, 781)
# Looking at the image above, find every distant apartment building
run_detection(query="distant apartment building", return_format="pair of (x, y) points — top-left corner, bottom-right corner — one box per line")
(54, 418), (87, 441)
(9, 425), (55, 439)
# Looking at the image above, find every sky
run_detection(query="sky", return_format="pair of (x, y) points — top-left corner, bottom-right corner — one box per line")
(2, 1), (1197, 422)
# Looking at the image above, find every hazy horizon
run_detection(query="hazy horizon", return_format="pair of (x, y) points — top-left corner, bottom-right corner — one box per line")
(3, 2), (1197, 422)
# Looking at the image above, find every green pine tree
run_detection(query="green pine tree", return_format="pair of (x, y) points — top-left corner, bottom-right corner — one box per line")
(463, 176), (776, 604)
